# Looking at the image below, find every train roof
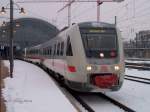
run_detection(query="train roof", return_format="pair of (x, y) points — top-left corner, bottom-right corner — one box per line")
(26, 21), (116, 50)
(26, 44), (42, 50)
(78, 21), (116, 28)
(59, 22), (115, 33)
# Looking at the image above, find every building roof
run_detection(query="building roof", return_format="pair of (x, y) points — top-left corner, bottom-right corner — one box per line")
(0, 18), (59, 49)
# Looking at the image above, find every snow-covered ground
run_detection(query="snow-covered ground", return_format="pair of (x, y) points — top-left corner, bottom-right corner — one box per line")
(106, 68), (150, 112)
(126, 68), (150, 79)
(106, 80), (150, 112)
(2, 60), (150, 112)
(2, 60), (77, 112)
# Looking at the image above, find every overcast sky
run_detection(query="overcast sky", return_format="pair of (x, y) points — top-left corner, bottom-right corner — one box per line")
(1, 0), (150, 40)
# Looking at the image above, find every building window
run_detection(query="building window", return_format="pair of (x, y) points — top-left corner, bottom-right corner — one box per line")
(54, 44), (56, 56)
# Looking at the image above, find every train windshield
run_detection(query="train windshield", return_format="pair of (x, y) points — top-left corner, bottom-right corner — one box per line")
(80, 28), (118, 58)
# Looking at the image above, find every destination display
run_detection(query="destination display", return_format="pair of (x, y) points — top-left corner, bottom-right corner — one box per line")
(80, 28), (116, 34)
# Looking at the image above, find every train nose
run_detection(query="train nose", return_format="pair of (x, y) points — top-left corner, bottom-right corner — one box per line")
(90, 74), (118, 89)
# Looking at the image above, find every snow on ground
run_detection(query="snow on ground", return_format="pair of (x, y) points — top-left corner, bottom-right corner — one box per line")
(126, 68), (150, 79)
(106, 69), (150, 112)
(2, 60), (77, 112)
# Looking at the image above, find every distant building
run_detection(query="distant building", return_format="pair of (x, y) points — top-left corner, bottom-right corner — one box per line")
(0, 18), (59, 58)
(124, 30), (150, 58)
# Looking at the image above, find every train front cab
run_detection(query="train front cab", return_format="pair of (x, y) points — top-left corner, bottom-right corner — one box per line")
(65, 23), (125, 92)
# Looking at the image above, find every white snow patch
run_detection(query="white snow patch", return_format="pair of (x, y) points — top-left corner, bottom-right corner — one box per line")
(2, 60), (77, 112)
(106, 68), (150, 112)
(126, 68), (150, 79)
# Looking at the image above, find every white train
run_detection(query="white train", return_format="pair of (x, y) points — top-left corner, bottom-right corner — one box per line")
(25, 22), (125, 92)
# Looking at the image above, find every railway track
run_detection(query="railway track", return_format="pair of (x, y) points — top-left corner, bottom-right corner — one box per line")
(125, 62), (150, 70)
(68, 91), (95, 112)
(125, 75), (150, 84)
(64, 89), (136, 112)
(97, 93), (136, 112)
(23, 60), (137, 112)
(32, 61), (94, 112)
(78, 92), (136, 112)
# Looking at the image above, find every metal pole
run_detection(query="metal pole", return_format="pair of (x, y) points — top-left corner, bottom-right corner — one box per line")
(97, 0), (100, 22)
(97, 0), (103, 22)
(9, 0), (14, 78)
(68, 0), (71, 27)
(115, 16), (117, 25)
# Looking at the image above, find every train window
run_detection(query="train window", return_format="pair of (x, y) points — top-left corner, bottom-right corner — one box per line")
(60, 42), (64, 56)
(36, 50), (38, 54)
(56, 44), (58, 55)
(50, 47), (53, 56)
(48, 48), (49, 55)
(45, 49), (47, 55)
(47, 48), (48, 55)
(49, 47), (52, 55)
(37, 50), (39, 55)
(57, 43), (60, 56)
(40, 50), (42, 55)
(54, 44), (56, 56)
(80, 28), (118, 58)
(66, 36), (73, 56)
(46, 48), (48, 55)
(44, 49), (46, 55)
(42, 49), (44, 55)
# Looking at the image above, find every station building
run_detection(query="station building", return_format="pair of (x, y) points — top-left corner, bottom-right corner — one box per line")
(0, 18), (59, 59)
(124, 30), (150, 58)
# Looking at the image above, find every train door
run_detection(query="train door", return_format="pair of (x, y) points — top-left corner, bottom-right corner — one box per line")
(65, 36), (76, 75)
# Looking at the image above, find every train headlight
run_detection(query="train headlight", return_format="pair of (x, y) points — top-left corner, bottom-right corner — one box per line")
(86, 66), (92, 71)
(100, 53), (104, 58)
(114, 65), (120, 71)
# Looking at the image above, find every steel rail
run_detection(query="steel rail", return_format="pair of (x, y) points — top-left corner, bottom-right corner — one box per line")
(125, 77), (150, 84)
(125, 62), (150, 68)
(125, 75), (150, 81)
(125, 65), (150, 70)
(68, 91), (95, 112)
(97, 93), (136, 112)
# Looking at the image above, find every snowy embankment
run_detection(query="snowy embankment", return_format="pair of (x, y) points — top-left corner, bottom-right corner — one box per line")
(126, 68), (150, 79)
(2, 60), (77, 112)
(106, 68), (150, 112)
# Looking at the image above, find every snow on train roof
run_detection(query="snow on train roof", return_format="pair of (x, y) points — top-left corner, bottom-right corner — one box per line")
(78, 21), (115, 28)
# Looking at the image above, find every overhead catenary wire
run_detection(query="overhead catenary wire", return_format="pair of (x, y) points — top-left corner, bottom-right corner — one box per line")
(13, 0), (150, 38)
(16, 0), (104, 4)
